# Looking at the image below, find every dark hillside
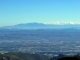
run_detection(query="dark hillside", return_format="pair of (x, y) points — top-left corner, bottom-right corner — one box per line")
(50, 54), (80, 60)
(0, 52), (49, 60)
(58, 56), (80, 60)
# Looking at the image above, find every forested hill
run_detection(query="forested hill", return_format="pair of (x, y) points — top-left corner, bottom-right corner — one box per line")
(50, 56), (80, 60)
(0, 52), (80, 60)
(50, 54), (80, 60)
(0, 52), (49, 60)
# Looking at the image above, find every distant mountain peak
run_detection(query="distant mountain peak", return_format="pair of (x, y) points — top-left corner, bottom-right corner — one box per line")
(1, 22), (80, 29)
(15, 22), (45, 26)
(26, 22), (45, 26)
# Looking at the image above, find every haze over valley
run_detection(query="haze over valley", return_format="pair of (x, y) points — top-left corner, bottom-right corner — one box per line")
(0, 24), (80, 57)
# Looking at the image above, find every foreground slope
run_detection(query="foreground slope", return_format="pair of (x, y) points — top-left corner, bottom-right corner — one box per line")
(50, 54), (80, 60)
(0, 52), (49, 60)
(57, 56), (80, 60)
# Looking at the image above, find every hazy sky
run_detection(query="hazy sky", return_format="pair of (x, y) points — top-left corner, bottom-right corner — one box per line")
(0, 0), (80, 26)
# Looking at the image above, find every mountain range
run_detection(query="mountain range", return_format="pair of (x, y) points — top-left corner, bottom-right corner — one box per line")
(1, 22), (80, 29)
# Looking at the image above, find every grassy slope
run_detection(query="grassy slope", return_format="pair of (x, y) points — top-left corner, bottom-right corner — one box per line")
(0, 52), (49, 60)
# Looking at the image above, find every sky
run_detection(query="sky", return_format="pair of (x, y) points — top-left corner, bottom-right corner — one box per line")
(0, 0), (80, 26)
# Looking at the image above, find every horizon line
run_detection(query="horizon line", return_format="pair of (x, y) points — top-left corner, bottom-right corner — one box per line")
(0, 22), (80, 27)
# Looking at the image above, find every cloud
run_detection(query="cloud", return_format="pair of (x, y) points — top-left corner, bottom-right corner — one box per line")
(69, 22), (75, 24)
(44, 22), (80, 25)
(69, 22), (80, 24)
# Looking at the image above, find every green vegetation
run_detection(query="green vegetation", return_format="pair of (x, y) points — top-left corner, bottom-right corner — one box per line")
(0, 52), (49, 60)
(0, 52), (80, 60)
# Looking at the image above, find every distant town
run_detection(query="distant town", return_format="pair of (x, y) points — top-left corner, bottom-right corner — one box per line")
(0, 29), (80, 57)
